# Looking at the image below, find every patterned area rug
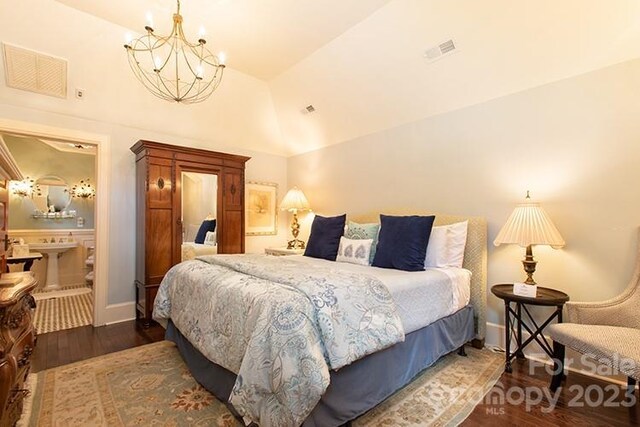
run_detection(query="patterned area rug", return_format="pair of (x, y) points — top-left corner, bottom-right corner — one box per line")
(32, 292), (93, 334)
(19, 341), (501, 426)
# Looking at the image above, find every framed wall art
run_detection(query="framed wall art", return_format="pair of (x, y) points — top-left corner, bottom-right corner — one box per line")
(246, 181), (278, 236)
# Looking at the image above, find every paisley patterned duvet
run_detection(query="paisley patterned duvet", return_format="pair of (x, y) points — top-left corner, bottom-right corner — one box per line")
(153, 254), (404, 427)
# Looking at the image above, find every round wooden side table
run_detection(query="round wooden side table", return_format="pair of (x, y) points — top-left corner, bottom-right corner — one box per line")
(491, 284), (570, 373)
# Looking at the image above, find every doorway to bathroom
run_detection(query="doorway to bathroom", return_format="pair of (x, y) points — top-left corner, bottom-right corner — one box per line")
(1, 133), (97, 334)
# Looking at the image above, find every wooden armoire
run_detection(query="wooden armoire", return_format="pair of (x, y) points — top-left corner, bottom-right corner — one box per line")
(130, 140), (250, 325)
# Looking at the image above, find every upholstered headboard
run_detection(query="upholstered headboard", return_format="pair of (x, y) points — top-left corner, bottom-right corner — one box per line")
(350, 210), (488, 344)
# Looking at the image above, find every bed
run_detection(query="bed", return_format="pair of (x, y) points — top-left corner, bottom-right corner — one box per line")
(154, 212), (487, 427)
(181, 229), (218, 261)
(181, 241), (218, 261)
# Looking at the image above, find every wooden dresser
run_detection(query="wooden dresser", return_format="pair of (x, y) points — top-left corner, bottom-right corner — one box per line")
(0, 272), (37, 426)
(130, 141), (250, 325)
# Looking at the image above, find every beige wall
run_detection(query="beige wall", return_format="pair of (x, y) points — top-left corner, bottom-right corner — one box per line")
(288, 58), (640, 330)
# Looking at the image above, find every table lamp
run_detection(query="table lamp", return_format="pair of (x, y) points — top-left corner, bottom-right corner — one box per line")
(494, 192), (565, 292)
(280, 186), (311, 249)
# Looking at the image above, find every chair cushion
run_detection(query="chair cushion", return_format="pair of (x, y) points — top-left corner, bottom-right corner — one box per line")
(548, 323), (640, 380)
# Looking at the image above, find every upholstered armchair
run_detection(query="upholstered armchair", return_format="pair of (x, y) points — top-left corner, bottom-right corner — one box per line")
(548, 232), (640, 397)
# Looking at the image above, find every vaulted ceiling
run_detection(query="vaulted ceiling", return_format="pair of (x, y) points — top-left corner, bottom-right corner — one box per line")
(54, 0), (392, 81)
(54, 0), (640, 156)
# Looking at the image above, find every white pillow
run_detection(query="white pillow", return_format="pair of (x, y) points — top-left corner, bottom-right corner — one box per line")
(424, 221), (468, 268)
(424, 226), (448, 267)
(336, 236), (373, 266)
(447, 221), (468, 268)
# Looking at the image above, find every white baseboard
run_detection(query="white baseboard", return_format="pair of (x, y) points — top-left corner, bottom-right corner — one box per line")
(102, 302), (136, 325)
(485, 322), (628, 386)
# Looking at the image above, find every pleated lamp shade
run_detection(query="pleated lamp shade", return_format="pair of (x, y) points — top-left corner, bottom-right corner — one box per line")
(280, 187), (310, 212)
(493, 200), (565, 249)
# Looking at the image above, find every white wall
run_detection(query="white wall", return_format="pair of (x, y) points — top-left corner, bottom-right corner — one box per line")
(0, 0), (290, 308)
(288, 58), (640, 328)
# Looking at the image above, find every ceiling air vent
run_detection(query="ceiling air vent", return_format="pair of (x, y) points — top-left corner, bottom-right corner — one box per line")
(424, 39), (459, 63)
(301, 104), (316, 114)
(2, 43), (67, 98)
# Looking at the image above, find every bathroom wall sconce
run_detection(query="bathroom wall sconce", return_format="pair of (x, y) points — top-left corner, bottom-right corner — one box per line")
(71, 179), (95, 199)
(9, 177), (37, 198)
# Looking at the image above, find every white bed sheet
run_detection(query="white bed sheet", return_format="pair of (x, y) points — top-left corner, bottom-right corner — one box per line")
(283, 255), (471, 334)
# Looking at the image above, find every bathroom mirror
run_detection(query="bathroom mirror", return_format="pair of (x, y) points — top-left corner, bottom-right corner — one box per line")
(33, 175), (71, 212)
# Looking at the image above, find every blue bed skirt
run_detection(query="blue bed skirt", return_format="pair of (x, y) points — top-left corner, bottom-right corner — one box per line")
(166, 304), (475, 426)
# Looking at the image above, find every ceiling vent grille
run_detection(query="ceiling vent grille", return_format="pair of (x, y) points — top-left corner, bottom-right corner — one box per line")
(301, 104), (316, 114)
(2, 43), (67, 98)
(424, 39), (459, 63)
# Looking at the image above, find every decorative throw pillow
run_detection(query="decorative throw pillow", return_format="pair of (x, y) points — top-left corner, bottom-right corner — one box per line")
(195, 219), (216, 244)
(203, 231), (217, 246)
(336, 237), (373, 266)
(345, 221), (380, 264)
(372, 215), (435, 271)
(304, 214), (347, 261)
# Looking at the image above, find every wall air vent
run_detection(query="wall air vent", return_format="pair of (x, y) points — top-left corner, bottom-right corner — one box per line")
(2, 43), (67, 98)
(424, 38), (459, 63)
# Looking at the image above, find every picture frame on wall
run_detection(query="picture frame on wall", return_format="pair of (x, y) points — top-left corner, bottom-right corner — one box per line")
(246, 181), (278, 236)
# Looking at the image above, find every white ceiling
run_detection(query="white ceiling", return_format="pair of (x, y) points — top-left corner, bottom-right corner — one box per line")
(54, 0), (391, 81)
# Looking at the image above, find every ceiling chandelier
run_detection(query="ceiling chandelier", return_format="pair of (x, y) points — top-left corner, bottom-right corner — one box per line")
(124, 0), (225, 104)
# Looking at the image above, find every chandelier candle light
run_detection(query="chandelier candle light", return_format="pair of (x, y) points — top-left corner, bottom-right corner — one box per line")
(280, 187), (311, 250)
(124, 0), (225, 104)
(493, 192), (565, 297)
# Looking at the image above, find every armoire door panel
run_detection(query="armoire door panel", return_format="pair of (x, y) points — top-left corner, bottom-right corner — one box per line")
(223, 171), (243, 208)
(220, 210), (243, 254)
(148, 163), (173, 209)
(146, 209), (173, 279)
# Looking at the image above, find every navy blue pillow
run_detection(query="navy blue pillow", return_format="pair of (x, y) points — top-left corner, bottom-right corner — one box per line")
(194, 219), (216, 244)
(304, 214), (347, 261)
(372, 215), (435, 271)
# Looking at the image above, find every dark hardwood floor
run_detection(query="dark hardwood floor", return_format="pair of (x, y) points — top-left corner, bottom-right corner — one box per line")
(465, 356), (639, 427)
(32, 320), (164, 372)
(32, 324), (639, 426)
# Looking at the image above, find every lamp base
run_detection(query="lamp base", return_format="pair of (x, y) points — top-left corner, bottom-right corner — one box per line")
(287, 239), (306, 250)
(522, 244), (537, 285)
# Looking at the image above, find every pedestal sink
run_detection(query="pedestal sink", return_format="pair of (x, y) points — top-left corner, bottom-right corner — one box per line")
(28, 242), (78, 290)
